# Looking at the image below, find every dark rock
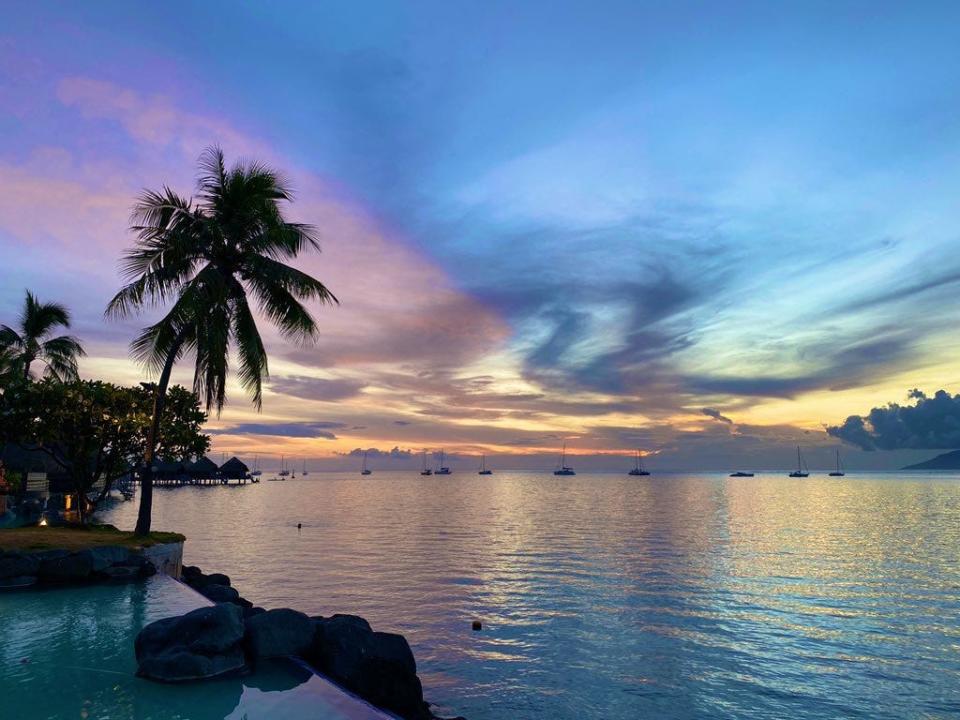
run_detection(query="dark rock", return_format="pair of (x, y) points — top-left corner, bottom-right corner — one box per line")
(0, 575), (37, 589)
(38, 550), (94, 581)
(328, 614), (372, 632)
(199, 583), (240, 604)
(184, 570), (232, 590)
(181, 565), (203, 581)
(0, 552), (40, 579)
(309, 615), (427, 719)
(243, 606), (267, 620)
(244, 608), (314, 659)
(135, 603), (247, 682)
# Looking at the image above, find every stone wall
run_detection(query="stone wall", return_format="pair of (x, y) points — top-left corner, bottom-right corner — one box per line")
(142, 541), (183, 577)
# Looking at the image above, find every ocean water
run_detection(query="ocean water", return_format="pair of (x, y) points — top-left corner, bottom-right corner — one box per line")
(102, 472), (960, 720)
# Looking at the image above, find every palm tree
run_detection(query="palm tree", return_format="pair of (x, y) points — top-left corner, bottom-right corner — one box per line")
(0, 290), (85, 381)
(106, 146), (337, 535)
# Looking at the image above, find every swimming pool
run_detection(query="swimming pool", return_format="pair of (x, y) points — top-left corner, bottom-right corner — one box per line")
(0, 575), (393, 719)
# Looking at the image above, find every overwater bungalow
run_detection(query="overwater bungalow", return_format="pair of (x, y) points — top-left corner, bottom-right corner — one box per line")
(185, 455), (219, 481)
(151, 459), (188, 482)
(219, 456), (249, 480)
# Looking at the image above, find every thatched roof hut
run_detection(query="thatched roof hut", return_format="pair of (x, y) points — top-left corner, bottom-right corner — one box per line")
(151, 459), (187, 480)
(186, 455), (219, 479)
(219, 456), (249, 479)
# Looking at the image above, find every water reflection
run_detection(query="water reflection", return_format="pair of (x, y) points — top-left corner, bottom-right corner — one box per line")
(103, 472), (960, 720)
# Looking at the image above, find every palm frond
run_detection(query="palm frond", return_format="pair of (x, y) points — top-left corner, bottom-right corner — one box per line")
(230, 288), (268, 409)
(243, 255), (338, 305)
(192, 297), (231, 413)
(21, 291), (71, 338)
(196, 145), (227, 208)
(246, 275), (321, 344)
(40, 335), (85, 381)
(0, 325), (24, 351)
(106, 190), (205, 319)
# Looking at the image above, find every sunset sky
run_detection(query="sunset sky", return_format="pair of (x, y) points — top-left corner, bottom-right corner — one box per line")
(3, 2), (960, 470)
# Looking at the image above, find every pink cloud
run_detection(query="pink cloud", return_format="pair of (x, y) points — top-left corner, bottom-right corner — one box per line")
(57, 77), (258, 159)
(0, 74), (511, 415)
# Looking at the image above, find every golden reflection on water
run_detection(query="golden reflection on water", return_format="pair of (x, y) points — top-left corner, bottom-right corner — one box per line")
(102, 472), (960, 720)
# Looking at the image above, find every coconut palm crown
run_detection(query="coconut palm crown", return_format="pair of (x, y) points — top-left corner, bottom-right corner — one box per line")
(106, 146), (337, 411)
(0, 290), (85, 381)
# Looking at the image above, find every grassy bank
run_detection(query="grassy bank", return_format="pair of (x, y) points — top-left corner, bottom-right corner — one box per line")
(0, 525), (184, 552)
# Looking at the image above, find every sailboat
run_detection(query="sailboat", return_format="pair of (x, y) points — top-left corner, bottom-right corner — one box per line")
(250, 454), (262, 477)
(361, 451), (372, 476)
(268, 456), (286, 481)
(420, 451), (433, 476)
(628, 449), (650, 476)
(301, 459), (309, 477)
(553, 443), (576, 475)
(436, 450), (452, 475)
(478, 454), (493, 475)
(829, 449), (845, 477)
(788, 446), (809, 477)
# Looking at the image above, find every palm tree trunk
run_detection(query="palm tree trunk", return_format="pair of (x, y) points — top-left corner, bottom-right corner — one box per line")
(134, 334), (186, 536)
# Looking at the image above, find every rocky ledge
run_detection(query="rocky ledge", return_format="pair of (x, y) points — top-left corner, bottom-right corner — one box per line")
(138, 565), (463, 720)
(0, 547), (156, 588)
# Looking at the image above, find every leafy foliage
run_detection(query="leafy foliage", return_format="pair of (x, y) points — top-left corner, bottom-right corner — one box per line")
(0, 380), (209, 520)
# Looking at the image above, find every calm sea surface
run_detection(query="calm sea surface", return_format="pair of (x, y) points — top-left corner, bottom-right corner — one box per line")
(102, 472), (960, 720)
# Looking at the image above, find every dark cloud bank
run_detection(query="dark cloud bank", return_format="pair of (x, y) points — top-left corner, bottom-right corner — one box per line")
(210, 421), (348, 440)
(827, 389), (960, 451)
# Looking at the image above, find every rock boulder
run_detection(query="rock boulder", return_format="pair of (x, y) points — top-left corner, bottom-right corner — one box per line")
(244, 608), (314, 659)
(135, 603), (247, 682)
(309, 615), (429, 719)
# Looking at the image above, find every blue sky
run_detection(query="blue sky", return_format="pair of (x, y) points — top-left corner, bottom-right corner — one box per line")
(2, 2), (960, 469)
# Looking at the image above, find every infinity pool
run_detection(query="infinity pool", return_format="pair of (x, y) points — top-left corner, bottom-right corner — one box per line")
(0, 575), (391, 719)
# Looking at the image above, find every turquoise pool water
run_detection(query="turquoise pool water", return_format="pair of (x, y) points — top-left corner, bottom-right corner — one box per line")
(0, 575), (391, 719)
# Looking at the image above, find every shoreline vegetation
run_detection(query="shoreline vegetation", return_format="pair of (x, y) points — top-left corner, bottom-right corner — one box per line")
(0, 524), (184, 552)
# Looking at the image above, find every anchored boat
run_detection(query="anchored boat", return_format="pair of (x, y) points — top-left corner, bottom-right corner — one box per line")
(478, 454), (493, 475)
(628, 449), (650, 476)
(829, 449), (845, 477)
(436, 450), (452, 475)
(788, 446), (809, 477)
(554, 443), (576, 476)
